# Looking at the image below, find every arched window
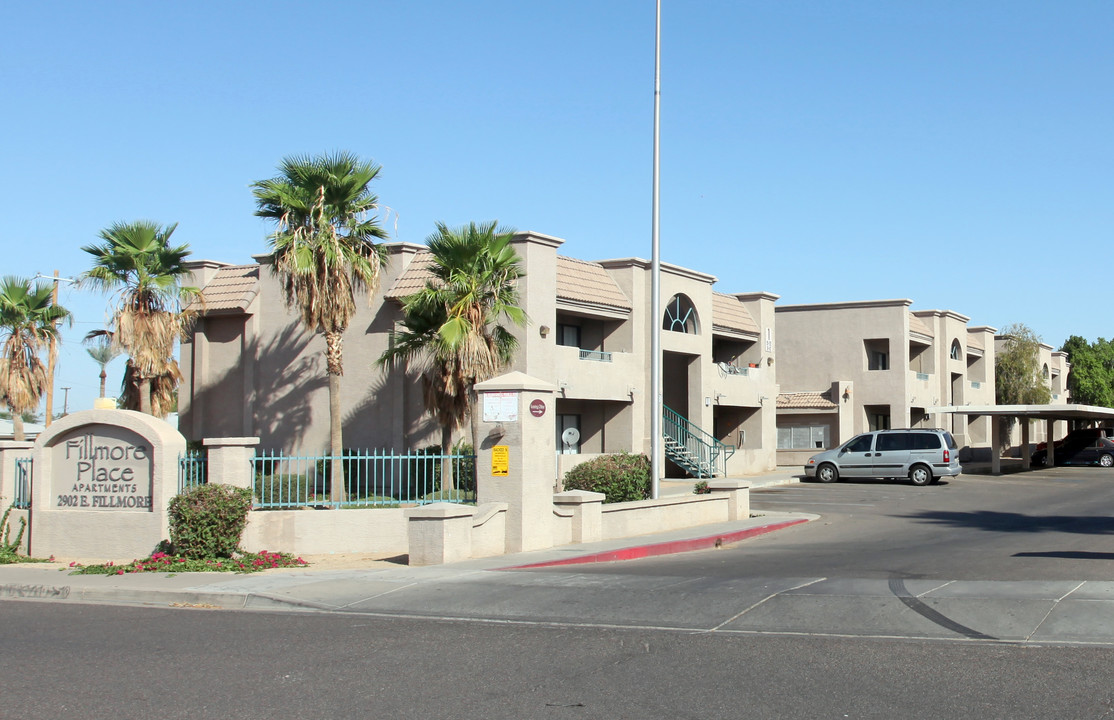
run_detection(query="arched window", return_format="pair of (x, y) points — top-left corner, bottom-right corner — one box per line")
(663, 294), (699, 334)
(1042, 364), (1050, 379)
(950, 339), (962, 361)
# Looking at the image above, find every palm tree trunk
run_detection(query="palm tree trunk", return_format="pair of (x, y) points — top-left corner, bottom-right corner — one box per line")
(440, 424), (454, 493)
(99, 369), (107, 398)
(139, 377), (153, 415)
(325, 332), (347, 504)
(12, 414), (24, 442)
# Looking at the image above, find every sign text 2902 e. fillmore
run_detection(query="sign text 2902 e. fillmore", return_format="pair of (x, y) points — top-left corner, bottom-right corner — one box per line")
(55, 432), (153, 510)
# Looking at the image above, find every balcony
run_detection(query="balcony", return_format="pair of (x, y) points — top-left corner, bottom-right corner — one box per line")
(554, 345), (639, 401)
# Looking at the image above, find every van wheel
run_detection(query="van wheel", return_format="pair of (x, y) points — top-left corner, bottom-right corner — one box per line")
(909, 464), (932, 486)
(817, 463), (839, 483)
(1101, 454), (1114, 468)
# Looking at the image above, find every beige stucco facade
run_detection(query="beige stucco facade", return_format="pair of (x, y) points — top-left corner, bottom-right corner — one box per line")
(774, 299), (997, 463)
(180, 232), (780, 481)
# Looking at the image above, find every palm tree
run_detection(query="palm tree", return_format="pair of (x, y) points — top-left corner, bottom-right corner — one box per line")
(0, 277), (71, 441)
(80, 220), (200, 416)
(252, 151), (389, 503)
(84, 335), (121, 398)
(378, 221), (526, 490)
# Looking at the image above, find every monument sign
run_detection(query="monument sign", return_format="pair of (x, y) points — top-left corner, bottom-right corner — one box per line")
(30, 409), (186, 560)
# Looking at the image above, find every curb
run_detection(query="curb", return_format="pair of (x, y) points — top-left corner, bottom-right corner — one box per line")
(499, 518), (810, 570)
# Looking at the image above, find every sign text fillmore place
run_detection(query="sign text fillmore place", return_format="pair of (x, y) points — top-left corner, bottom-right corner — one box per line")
(53, 429), (153, 511)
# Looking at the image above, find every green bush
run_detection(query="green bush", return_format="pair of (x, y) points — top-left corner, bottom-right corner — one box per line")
(562, 452), (651, 504)
(168, 484), (253, 559)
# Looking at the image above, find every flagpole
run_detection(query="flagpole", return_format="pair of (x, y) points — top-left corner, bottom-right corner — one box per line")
(650, 0), (663, 499)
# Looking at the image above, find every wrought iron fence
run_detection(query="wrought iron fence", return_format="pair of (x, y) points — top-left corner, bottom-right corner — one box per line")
(252, 448), (476, 509)
(13, 457), (32, 509)
(178, 451), (208, 493)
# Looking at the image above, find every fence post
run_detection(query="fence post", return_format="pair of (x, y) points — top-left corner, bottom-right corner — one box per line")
(202, 437), (260, 490)
(0, 441), (34, 505)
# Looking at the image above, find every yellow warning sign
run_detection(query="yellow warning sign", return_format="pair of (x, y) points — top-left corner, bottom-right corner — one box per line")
(491, 445), (509, 476)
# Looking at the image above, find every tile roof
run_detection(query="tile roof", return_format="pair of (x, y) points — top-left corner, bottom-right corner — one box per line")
(383, 253), (436, 300)
(909, 313), (933, 338)
(555, 256), (631, 312)
(385, 253), (634, 314)
(192, 265), (259, 314)
(712, 293), (760, 336)
(777, 391), (837, 410)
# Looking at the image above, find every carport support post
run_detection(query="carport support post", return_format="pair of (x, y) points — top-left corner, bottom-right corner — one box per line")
(991, 417), (1001, 475)
(1021, 421), (1031, 468)
(1046, 418), (1056, 466)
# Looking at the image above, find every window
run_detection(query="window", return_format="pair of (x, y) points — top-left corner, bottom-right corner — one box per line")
(1042, 364), (1050, 380)
(950, 339), (962, 361)
(777, 425), (828, 450)
(663, 294), (699, 334)
(877, 433), (912, 452)
(557, 324), (580, 348)
(865, 339), (889, 371)
(845, 435), (873, 453)
(869, 413), (891, 432)
(911, 433), (942, 450)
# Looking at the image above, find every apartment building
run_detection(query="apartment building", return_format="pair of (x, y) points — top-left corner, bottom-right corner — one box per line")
(773, 299), (996, 465)
(179, 232), (780, 480)
(993, 335), (1071, 448)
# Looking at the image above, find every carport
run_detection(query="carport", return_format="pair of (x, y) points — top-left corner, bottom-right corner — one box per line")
(926, 404), (1114, 475)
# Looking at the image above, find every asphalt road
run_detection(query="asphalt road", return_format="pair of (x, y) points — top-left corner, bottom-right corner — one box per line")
(552, 467), (1114, 582)
(3, 602), (1114, 720)
(7, 467), (1114, 719)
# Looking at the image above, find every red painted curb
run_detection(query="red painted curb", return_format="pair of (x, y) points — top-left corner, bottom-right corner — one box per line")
(499, 518), (809, 570)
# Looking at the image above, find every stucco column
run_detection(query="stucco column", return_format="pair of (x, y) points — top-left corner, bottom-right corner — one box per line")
(203, 437), (260, 490)
(407, 503), (476, 566)
(0, 441), (33, 506)
(1021, 421), (1031, 467)
(475, 372), (558, 553)
(708, 479), (750, 521)
(553, 490), (604, 543)
(1046, 418), (1056, 466)
(991, 418), (1001, 476)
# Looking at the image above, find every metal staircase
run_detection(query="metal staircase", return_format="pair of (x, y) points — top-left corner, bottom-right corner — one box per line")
(662, 405), (735, 478)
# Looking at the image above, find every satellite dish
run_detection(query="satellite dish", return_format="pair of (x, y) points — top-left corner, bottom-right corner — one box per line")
(561, 427), (581, 447)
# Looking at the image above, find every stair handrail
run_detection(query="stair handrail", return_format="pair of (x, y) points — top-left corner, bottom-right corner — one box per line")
(662, 405), (735, 477)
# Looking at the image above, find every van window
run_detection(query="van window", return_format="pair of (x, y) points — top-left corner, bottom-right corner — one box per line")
(910, 433), (942, 450)
(877, 434), (912, 451)
(845, 435), (873, 453)
(941, 432), (958, 450)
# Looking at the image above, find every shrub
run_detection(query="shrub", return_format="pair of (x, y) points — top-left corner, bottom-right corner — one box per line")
(693, 480), (711, 495)
(562, 452), (651, 504)
(168, 484), (253, 559)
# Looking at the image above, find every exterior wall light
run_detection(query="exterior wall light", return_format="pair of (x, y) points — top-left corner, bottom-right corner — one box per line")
(540, 325), (550, 338)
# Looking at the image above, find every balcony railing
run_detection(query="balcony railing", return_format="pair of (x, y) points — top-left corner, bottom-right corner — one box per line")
(717, 362), (748, 376)
(578, 349), (612, 362)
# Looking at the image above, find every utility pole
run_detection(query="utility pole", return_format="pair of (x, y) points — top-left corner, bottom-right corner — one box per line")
(61, 387), (71, 416)
(37, 271), (77, 427)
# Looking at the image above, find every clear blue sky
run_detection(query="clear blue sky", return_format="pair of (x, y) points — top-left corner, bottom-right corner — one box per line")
(2, 1), (1111, 416)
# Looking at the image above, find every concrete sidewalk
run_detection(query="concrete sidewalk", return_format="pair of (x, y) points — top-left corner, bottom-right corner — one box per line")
(0, 510), (814, 614)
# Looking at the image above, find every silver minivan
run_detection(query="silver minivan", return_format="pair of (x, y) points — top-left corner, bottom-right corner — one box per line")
(804, 428), (962, 486)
